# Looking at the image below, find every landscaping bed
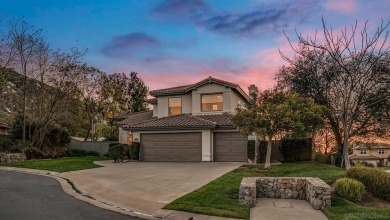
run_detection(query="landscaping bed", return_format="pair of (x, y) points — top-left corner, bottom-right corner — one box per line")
(164, 162), (345, 219)
(0, 157), (110, 172)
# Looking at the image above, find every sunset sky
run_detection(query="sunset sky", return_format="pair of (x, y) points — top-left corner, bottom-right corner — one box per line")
(2, 0), (389, 92)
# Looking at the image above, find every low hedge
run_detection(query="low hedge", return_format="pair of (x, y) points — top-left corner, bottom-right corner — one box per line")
(66, 148), (100, 157)
(129, 142), (140, 160)
(109, 144), (124, 162)
(347, 167), (390, 201)
(334, 178), (365, 202)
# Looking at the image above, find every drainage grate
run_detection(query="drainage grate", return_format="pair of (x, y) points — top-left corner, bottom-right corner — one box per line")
(273, 201), (294, 208)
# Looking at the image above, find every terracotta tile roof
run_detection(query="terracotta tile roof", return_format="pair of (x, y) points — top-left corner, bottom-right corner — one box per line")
(123, 113), (236, 130)
(146, 98), (157, 105)
(149, 76), (250, 102)
(150, 84), (194, 96)
(116, 111), (155, 125)
(196, 113), (234, 127)
(353, 141), (390, 149)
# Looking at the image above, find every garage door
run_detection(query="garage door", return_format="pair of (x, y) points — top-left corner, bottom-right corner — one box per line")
(141, 133), (202, 162)
(214, 132), (247, 162)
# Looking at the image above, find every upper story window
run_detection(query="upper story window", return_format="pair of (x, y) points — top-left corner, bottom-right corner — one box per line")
(378, 149), (385, 154)
(202, 94), (223, 112)
(169, 97), (182, 115)
(360, 149), (367, 154)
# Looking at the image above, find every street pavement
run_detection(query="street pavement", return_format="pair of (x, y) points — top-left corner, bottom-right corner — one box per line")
(0, 171), (139, 220)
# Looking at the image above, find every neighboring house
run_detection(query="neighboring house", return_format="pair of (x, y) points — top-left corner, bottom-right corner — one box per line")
(0, 122), (9, 136)
(114, 76), (252, 162)
(350, 141), (390, 167)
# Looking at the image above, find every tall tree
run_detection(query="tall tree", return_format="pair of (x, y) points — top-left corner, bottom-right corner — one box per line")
(0, 18), (45, 143)
(232, 91), (324, 168)
(278, 18), (390, 169)
(127, 72), (149, 112)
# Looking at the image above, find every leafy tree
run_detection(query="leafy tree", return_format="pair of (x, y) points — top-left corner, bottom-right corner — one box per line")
(127, 72), (149, 112)
(232, 91), (324, 168)
(278, 18), (390, 169)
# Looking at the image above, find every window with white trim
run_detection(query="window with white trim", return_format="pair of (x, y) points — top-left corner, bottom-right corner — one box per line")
(378, 149), (385, 154)
(360, 149), (367, 154)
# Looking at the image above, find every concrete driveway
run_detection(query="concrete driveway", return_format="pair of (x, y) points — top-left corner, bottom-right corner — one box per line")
(60, 161), (243, 216)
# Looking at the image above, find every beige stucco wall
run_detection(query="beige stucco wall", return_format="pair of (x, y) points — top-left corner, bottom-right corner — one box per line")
(152, 104), (158, 117)
(191, 83), (237, 115)
(118, 127), (128, 144)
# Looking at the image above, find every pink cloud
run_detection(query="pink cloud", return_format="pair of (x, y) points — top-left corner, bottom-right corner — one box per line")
(324, 0), (358, 14)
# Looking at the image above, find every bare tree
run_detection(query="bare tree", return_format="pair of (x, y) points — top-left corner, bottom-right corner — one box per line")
(73, 65), (107, 141)
(1, 18), (45, 143)
(281, 17), (390, 169)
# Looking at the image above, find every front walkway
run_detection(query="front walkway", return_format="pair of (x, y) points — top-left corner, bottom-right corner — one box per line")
(251, 198), (328, 220)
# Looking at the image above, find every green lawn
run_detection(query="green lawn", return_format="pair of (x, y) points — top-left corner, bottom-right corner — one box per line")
(324, 196), (390, 220)
(379, 166), (390, 171)
(165, 162), (346, 219)
(0, 157), (110, 172)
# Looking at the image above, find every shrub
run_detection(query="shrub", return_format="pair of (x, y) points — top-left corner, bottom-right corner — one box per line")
(66, 148), (99, 157)
(347, 167), (390, 201)
(109, 142), (120, 148)
(351, 160), (375, 168)
(335, 178), (365, 202)
(66, 148), (86, 157)
(24, 147), (46, 160)
(109, 144), (124, 162)
(86, 150), (100, 157)
(313, 152), (329, 164)
(247, 140), (255, 161)
(0, 137), (15, 151)
(279, 138), (312, 162)
(129, 142), (140, 160)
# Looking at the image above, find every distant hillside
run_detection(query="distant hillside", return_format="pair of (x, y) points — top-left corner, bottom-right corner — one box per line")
(0, 69), (46, 124)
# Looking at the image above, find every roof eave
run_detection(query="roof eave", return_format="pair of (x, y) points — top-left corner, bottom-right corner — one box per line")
(123, 125), (216, 131)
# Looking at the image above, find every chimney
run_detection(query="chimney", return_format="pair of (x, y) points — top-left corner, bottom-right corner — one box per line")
(248, 84), (258, 97)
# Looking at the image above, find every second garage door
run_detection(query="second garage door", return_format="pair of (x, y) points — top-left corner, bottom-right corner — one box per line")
(214, 132), (247, 162)
(141, 132), (202, 162)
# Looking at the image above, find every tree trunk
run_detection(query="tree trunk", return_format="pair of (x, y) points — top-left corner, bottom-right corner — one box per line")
(254, 134), (259, 164)
(343, 125), (351, 170)
(327, 115), (343, 154)
(264, 136), (272, 169)
(84, 116), (93, 141)
(22, 90), (27, 143)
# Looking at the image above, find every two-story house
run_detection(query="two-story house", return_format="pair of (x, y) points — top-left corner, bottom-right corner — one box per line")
(350, 141), (390, 167)
(116, 76), (251, 162)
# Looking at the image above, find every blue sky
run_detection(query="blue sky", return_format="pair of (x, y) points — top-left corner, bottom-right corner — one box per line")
(1, 0), (389, 91)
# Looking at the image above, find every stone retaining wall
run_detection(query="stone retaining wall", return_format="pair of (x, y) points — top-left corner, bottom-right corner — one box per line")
(239, 177), (331, 210)
(0, 153), (27, 163)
